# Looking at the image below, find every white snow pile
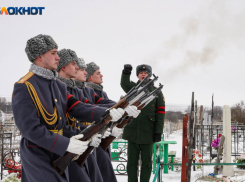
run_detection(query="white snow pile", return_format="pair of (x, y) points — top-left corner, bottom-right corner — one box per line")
(0, 173), (21, 182)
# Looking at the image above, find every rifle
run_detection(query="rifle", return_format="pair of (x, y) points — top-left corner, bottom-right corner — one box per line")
(100, 83), (164, 151)
(74, 75), (159, 167)
(96, 75), (159, 150)
(73, 122), (109, 167)
(51, 74), (158, 175)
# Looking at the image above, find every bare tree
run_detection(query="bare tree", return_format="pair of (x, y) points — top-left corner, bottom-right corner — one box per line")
(213, 106), (223, 121)
(203, 107), (211, 115)
(231, 100), (245, 124)
(185, 105), (191, 114)
(165, 111), (179, 123)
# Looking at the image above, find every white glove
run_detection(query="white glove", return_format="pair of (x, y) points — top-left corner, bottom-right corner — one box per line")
(111, 127), (123, 137)
(102, 128), (111, 139)
(67, 134), (89, 155)
(110, 108), (125, 122)
(124, 106), (141, 118)
(90, 134), (102, 147)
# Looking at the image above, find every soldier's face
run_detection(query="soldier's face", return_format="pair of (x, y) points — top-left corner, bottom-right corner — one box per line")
(137, 71), (149, 81)
(74, 68), (87, 82)
(40, 49), (60, 70)
(64, 61), (79, 78)
(90, 70), (103, 84)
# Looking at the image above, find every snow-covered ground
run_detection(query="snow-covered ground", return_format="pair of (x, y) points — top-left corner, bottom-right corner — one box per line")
(2, 129), (245, 181)
(116, 129), (245, 182)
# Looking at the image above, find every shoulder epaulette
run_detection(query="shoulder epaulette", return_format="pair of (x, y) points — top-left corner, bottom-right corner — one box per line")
(17, 72), (34, 83)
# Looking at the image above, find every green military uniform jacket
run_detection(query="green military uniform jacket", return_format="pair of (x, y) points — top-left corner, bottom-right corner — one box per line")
(121, 72), (165, 144)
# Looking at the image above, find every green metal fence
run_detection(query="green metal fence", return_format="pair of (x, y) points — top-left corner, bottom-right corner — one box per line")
(152, 154), (245, 182)
(152, 156), (161, 182)
(111, 141), (128, 175)
(111, 140), (245, 181)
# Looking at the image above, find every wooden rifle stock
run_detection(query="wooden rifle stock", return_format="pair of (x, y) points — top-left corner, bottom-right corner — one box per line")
(100, 116), (132, 151)
(111, 98), (128, 109)
(75, 123), (109, 167)
(75, 146), (94, 166)
(51, 114), (111, 175)
(100, 103), (145, 151)
(100, 136), (116, 151)
(117, 117), (133, 128)
(51, 151), (77, 175)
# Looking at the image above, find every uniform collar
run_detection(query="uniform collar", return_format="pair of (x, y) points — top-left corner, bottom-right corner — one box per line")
(29, 64), (58, 80)
(85, 82), (103, 91)
(75, 80), (85, 89)
(57, 75), (76, 88)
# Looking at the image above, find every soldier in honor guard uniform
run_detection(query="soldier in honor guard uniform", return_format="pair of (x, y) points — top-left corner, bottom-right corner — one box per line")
(12, 34), (126, 182)
(57, 51), (140, 182)
(56, 48), (101, 182)
(85, 62), (109, 99)
(120, 64), (165, 182)
(85, 62), (123, 182)
(57, 49), (113, 182)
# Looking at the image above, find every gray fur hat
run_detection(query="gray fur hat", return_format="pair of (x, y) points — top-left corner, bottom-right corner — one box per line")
(77, 58), (87, 69)
(25, 34), (58, 62)
(86, 62), (100, 80)
(57, 49), (78, 71)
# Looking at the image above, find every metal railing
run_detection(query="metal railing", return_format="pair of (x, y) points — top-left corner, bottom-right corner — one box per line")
(152, 156), (162, 182)
(111, 141), (128, 175)
(0, 123), (21, 180)
(195, 124), (245, 160)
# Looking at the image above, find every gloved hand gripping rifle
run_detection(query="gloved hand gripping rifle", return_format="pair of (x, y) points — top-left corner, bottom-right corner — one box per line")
(100, 83), (164, 151)
(98, 74), (159, 140)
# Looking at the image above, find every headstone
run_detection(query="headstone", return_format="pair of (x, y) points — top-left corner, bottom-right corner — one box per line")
(208, 115), (211, 125)
(222, 105), (234, 176)
(203, 113), (208, 125)
(196, 107), (200, 124)
(198, 131), (202, 151)
(199, 105), (203, 124)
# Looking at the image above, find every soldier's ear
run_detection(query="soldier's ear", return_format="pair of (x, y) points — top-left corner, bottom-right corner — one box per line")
(61, 66), (66, 71)
(36, 56), (42, 61)
(33, 56), (42, 64)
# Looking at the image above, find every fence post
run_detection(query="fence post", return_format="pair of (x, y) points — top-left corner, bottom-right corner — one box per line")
(222, 105), (234, 176)
(181, 114), (188, 182)
(158, 155), (161, 182)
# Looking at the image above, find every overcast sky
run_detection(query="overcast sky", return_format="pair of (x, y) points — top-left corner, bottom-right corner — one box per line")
(1, 0), (245, 108)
